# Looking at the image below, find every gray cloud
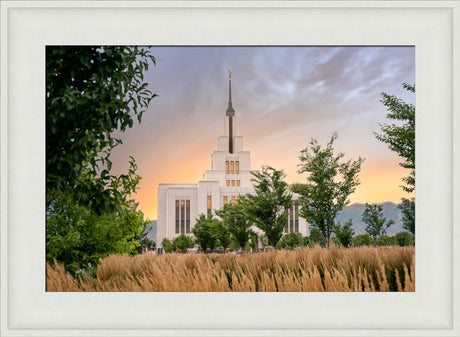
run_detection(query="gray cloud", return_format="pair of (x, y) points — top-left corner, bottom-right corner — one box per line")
(109, 46), (415, 219)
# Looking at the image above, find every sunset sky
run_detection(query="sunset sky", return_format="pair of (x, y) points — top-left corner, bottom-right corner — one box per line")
(109, 46), (415, 221)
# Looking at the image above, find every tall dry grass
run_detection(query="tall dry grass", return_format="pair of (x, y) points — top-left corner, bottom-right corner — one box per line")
(46, 245), (415, 292)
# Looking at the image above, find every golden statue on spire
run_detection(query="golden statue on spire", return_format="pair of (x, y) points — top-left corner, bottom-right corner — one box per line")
(228, 70), (232, 80)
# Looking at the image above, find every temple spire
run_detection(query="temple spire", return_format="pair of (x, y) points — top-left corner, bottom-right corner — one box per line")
(226, 70), (235, 116)
(226, 71), (235, 154)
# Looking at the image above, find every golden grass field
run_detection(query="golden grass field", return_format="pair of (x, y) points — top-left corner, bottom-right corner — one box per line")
(46, 245), (414, 292)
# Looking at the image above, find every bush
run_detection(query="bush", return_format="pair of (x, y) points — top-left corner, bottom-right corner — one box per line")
(352, 234), (374, 246)
(277, 233), (303, 249)
(172, 234), (195, 253)
(161, 235), (195, 253)
(162, 238), (174, 253)
(377, 235), (397, 246)
(303, 236), (315, 248)
(47, 198), (147, 275)
(395, 231), (414, 246)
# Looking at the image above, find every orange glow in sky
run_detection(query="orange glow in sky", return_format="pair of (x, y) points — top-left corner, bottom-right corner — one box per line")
(135, 160), (410, 221)
(109, 46), (415, 221)
(116, 128), (412, 220)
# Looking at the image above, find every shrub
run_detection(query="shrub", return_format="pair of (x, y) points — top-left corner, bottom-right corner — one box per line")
(161, 238), (174, 253)
(302, 236), (314, 248)
(47, 198), (147, 275)
(377, 235), (397, 246)
(352, 234), (374, 246)
(277, 233), (303, 249)
(395, 231), (414, 246)
(172, 234), (195, 253)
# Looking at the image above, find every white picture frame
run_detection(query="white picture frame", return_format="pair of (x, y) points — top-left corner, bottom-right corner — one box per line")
(1, 1), (459, 336)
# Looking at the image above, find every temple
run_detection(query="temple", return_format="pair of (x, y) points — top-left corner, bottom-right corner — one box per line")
(156, 73), (308, 251)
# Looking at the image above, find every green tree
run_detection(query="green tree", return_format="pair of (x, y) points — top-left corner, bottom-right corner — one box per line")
(46, 198), (148, 275)
(362, 203), (394, 240)
(292, 133), (364, 248)
(192, 213), (219, 252)
(277, 233), (303, 250)
(212, 218), (232, 252)
(215, 199), (254, 250)
(333, 220), (355, 248)
(375, 83), (415, 235)
(161, 238), (174, 253)
(246, 166), (292, 247)
(172, 234), (195, 253)
(352, 234), (374, 246)
(399, 198), (415, 234)
(46, 46), (156, 214)
(46, 46), (156, 271)
(375, 83), (415, 193)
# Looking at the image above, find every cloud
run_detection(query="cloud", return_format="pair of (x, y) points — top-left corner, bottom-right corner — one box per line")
(108, 46), (415, 219)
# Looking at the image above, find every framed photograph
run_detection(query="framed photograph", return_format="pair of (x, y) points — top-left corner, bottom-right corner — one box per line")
(1, 1), (458, 336)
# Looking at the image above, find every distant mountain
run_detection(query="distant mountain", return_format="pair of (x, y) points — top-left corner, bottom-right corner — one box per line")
(336, 202), (404, 236)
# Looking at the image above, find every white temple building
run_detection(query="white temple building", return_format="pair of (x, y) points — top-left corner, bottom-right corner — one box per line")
(156, 73), (308, 250)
